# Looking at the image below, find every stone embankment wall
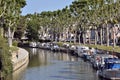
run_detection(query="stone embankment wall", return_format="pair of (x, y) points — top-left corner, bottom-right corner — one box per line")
(11, 48), (29, 71)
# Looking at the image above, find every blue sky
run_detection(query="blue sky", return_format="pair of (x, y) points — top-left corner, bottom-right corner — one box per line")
(21, 0), (74, 15)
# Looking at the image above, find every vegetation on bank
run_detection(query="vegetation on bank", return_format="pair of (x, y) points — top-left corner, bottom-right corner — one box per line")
(56, 42), (120, 53)
(22, 0), (120, 48)
(0, 0), (120, 77)
(0, 36), (12, 76)
(84, 44), (120, 53)
(0, 0), (26, 77)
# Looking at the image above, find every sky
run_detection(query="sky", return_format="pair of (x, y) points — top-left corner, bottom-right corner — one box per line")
(21, 0), (74, 15)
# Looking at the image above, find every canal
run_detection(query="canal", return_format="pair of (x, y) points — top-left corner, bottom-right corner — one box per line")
(8, 48), (100, 80)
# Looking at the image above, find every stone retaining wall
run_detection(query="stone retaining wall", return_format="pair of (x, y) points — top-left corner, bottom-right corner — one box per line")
(11, 48), (29, 71)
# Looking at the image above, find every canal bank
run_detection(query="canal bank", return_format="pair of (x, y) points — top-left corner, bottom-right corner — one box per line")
(11, 48), (29, 71)
(8, 48), (99, 80)
(56, 42), (120, 57)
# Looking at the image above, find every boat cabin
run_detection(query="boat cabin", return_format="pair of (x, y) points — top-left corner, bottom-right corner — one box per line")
(104, 58), (120, 70)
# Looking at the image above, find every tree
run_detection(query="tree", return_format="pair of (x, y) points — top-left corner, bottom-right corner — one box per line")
(3, 0), (26, 47)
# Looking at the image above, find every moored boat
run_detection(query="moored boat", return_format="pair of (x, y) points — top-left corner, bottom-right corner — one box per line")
(51, 44), (60, 52)
(75, 46), (89, 57)
(98, 58), (120, 80)
(91, 53), (118, 70)
(29, 42), (37, 48)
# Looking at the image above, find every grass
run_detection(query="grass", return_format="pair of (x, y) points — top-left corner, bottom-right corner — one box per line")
(84, 44), (120, 52)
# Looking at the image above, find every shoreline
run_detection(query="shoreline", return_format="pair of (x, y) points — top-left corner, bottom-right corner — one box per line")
(11, 48), (29, 71)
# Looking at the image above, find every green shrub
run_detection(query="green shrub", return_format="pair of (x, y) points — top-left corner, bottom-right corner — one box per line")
(57, 42), (63, 47)
(12, 40), (18, 46)
(0, 36), (12, 77)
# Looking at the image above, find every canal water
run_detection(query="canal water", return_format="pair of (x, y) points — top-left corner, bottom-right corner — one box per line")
(8, 48), (100, 80)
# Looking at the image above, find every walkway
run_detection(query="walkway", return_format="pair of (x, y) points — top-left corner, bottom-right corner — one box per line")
(12, 48), (29, 71)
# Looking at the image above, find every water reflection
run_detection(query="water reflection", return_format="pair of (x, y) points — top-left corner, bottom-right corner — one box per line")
(9, 48), (99, 80)
(28, 48), (49, 68)
(12, 61), (29, 80)
(28, 48), (78, 68)
(5, 60), (29, 80)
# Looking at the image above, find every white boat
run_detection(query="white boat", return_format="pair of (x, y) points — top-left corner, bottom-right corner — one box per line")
(29, 42), (37, 48)
(51, 44), (59, 52)
(75, 46), (89, 57)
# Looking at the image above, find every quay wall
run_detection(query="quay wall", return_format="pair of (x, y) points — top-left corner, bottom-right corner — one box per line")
(11, 48), (29, 71)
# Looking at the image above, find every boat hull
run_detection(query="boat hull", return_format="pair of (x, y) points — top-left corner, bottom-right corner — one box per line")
(98, 69), (120, 80)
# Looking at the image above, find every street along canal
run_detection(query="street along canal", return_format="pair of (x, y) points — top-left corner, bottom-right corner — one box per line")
(9, 48), (100, 80)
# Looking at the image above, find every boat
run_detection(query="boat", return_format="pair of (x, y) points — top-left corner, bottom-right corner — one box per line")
(51, 44), (60, 52)
(98, 58), (120, 80)
(29, 42), (37, 48)
(81, 50), (92, 61)
(75, 46), (89, 57)
(91, 54), (118, 70)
